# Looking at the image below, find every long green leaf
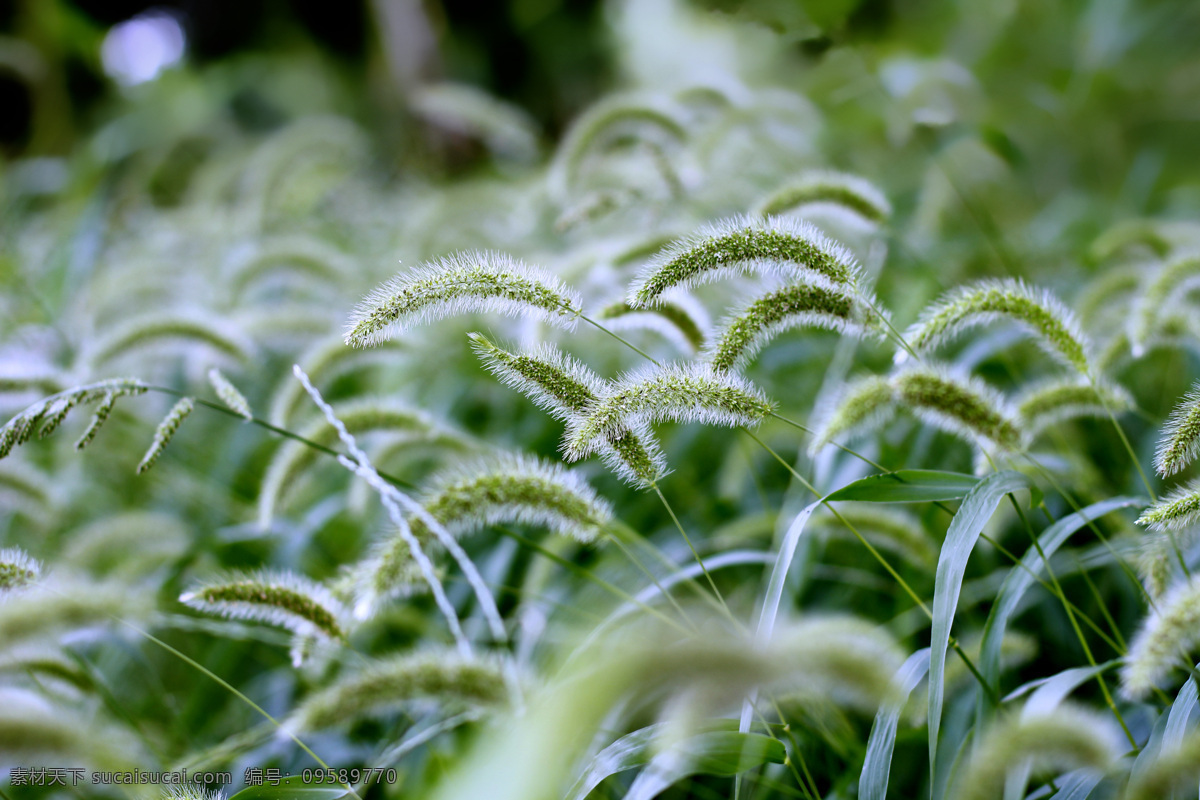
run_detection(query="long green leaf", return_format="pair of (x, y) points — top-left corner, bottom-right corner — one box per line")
(624, 731), (786, 800)
(859, 647), (931, 800)
(825, 470), (981, 503)
(1163, 664), (1200, 752)
(228, 775), (349, 800)
(979, 497), (1143, 695)
(928, 470), (1029, 794)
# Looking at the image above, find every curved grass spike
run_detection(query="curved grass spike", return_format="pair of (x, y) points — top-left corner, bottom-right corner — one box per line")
(598, 297), (708, 354)
(1122, 573), (1200, 698)
(1131, 250), (1200, 356)
(468, 333), (665, 485)
(0, 547), (40, 591)
(345, 251), (582, 347)
(268, 335), (405, 426)
(411, 82), (540, 162)
(550, 92), (687, 198)
(707, 278), (885, 373)
(892, 365), (1024, 452)
(1154, 382), (1200, 477)
(1088, 218), (1172, 263)
(206, 368), (252, 420)
(258, 399), (450, 527)
(897, 279), (1092, 374)
(950, 706), (1116, 800)
(813, 506), (936, 566)
(807, 375), (895, 455)
(1137, 479), (1200, 531)
(629, 216), (861, 308)
(285, 651), (507, 733)
(87, 314), (253, 367)
(1075, 264), (1141, 330)
(1016, 377), (1134, 437)
(563, 362), (774, 460)
(136, 397), (194, 474)
(225, 234), (356, 298)
(0, 582), (143, 646)
(0, 377), (148, 460)
(180, 570), (349, 652)
(367, 454), (612, 600)
(752, 170), (892, 222)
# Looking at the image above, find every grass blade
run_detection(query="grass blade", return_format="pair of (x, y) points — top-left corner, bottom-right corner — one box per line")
(859, 647), (931, 800)
(825, 470), (981, 503)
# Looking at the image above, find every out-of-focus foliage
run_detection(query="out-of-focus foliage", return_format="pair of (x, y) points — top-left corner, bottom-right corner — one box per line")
(4, 0), (1200, 798)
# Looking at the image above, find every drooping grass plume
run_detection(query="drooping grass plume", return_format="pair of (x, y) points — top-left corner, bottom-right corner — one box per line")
(897, 279), (1092, 374)
(1136, 479), (1200, 531)
(206, 368), (252, 420)
(892, 365), (1024, 451)
(62, 511), (190, 577)
(563, 362), (774, 460)
(180, 570), (349, 657)
(0, 690), (137, 768)
(1121, 573), (1200, 698)
(258, 399), (455, 527)
(268, 335), (405, 426)
(807, 375), (896, 454)
(0, 378), (148, 459)
(87, 314), (253, 367)
(1016, 376), (1134, 437)
(1137, 533), (1177, 600)
(1088, 218), (1172, 263)
(707, 277), (885, 373)
(136, 397), (194, 474)
(811, 506), (936, 567)
(365, 454), (612, 603)
(752, 170), (892, 222)
(0, 582), (143, 647)
(950, 706), (1117, 800)
(345, 251), (582, 346)
(1131, 251), (1200, 355)
(1075, 264), (1141, 330)
(0, 547), (40, 591)
(1154, 382), (1200, 477)
(468, 333), (666, 485)
(224, 234), (357, 299)
(598, 295), (709, 354)
(550, 92), (687, 198)
(629, 216), (861, 308)
(411, 82), (540, 162)
(285, 651), (508, 733)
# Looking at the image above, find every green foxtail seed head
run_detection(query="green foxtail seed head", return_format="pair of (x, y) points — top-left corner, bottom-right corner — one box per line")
(87, 314), (253, 367)
(0, 378), (148, 460)
(0, 582), (142, 646)
(206, 368), (252, 420)
(164, 787), (225, 800)
(411, 82), (540, 162)
(897, 279), (1092, 374)
(468, 333), (666, 486)
(598, 295), (709, 354)
(707, 277), (885, 373)
(367, 453), (612, 602)
(951, 706), (1117, 800)
(285, 651), (507, 733)
(811, 506), (936, 567)
(1075, 264), (1141, 330)
(345, 251), (582, 347)
(136, 397), (194, 474)
(807, 375), (896, 455)
(563, 362), (774, 461)
(1155, 382), (1200, 477)
(752, 170), (892, 222)
(225, 234), (356, 299)
(1137, 533), (1176, 600)
(0, 547), (40, 592)
(549, 92), (687, 199)
(1131, 250), (1200, 356)
(629, 215), (861, 308)
(1016, 376), (1134, 437)
(1136, 479), (1200, 531)
(1122, 573), (1200, 698)
(181, 570), (349, 658)
(892, 365), (1024, 452)
(1088, 218), (1172, 263)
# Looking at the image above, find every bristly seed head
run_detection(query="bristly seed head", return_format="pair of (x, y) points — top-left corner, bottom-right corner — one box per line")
(137, 397), (194, 474)
(207, 368), (253, 420)
(629, 215), (861, 308)
(807, 375), (896, 455)
(898, 278), (1092, 374)
(0, 547), (40, 592)
(1137, 479), (1200, 531)
(345, 251), (582, 347)
(1016, 377), (1134, 437)
(707, 277), (886, 373)
(753, 170), (892, 222)
(563, 362), (774, 461)
(892, 365), (1023, 452)
(1155, 383), (1200, 477)
(468, 333), (666, 486)
(1122, 573), (1200, 698)
(0, 378), (148, 460)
